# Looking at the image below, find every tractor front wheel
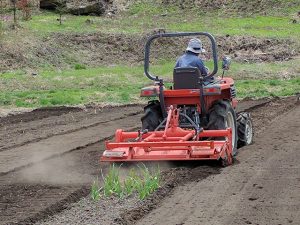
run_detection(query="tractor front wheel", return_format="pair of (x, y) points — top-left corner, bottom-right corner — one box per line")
(237, 112), (253, 148)
(141, 100), (163, 131)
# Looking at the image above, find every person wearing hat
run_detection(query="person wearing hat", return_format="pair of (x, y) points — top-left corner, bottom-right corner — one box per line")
(175, 38), (210, 80)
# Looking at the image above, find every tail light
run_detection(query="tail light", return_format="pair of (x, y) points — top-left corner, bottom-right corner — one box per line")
(203, 86), (221, 95)
(140, 86), (158, 97)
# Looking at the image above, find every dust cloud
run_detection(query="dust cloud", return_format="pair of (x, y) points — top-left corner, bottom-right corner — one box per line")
(17, 152), (96, 185)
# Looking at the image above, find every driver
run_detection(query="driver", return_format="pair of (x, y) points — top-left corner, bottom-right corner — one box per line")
(175, 38), (210, 80)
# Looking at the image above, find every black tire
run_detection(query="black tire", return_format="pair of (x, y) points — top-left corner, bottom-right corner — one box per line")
(141, 100), (163, 131)
(237, 112), (253, 148)
(207, 100), (238, 156)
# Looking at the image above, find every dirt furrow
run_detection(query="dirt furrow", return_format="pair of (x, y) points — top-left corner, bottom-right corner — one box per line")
(136, 103), (300, 225)
(19, 96), (297, 225)
(0, 140), (103, 225)
(0, 113), (142, 175)
(0, 105), (142, 152)
(0, 106), (143, 225)
(0, 184), (89, 225)
(115, 96), (299, 225)
(0, 97), (297, 225)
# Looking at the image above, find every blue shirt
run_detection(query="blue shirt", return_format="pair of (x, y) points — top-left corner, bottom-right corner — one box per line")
(175, 52), (208, 76)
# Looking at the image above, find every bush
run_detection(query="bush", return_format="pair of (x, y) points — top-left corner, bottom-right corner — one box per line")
(74, 64), (86, 70)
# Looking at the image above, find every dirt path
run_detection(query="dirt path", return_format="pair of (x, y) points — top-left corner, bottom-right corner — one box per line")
(136, 104), (300, 225)
(0, 97), (297, 225)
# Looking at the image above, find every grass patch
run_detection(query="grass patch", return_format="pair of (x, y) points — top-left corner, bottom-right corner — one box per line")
(167, 15), (300, 39)
(1, 77), (298, 107)
(0, 2), (298, 109)
(13, 8), (299, 40)
(236, 78), (300, 98)
(0, 59), (299, 107)
(91, 164), (160, 200)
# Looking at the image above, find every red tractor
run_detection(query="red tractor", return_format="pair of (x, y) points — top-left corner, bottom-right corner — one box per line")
(101, 32), (253, 166)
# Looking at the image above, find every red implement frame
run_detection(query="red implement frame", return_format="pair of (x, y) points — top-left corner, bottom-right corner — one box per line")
(101, 106), (233, 164)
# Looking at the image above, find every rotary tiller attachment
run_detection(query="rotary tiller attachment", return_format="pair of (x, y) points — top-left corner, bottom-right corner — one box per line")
(101, 106), (233, 165)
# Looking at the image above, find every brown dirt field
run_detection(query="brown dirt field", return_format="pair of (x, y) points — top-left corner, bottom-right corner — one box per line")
(0, 105), (143, 225)
(135, 99), (300, 225)
(115, 96), (299, 225)
(0, 97), (298, 225)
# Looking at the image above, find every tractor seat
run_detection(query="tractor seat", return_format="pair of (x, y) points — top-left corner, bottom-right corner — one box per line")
(173, 67), (202, 90)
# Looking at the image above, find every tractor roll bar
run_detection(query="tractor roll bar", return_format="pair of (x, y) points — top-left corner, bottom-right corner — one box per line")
(144, 32), (218, 81)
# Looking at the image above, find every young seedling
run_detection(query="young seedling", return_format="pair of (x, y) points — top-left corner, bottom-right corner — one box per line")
(91, 180), (102, 201)
(100, 163), (161, 200)
(102, 164), (123, 198)
(135, 164), (160, 200)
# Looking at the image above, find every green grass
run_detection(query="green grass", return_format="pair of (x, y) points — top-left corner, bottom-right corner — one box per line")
(0, 59), (299, 107)
(236, 78), (300, 98)
(169, 16), (300, 39)
(1, 2), (299, 108)
(16, 9), (299, 40)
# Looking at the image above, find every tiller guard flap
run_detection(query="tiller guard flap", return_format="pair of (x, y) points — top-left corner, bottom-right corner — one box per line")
(101, 106), (233, 164)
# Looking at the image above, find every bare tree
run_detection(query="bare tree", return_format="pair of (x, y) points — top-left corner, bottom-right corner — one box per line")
(73, 0), (80, 16)
(55, 0), (67, 25)
(10, 0), (17, 26)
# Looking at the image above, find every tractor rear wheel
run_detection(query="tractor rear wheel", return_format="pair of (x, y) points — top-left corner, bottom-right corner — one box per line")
(237, 112), (253, 148)
(207, 100), (238, 157)
(141, 100), (163, 131)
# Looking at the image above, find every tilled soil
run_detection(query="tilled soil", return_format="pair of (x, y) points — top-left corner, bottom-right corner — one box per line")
(0, 105), (143, 225)
(116, 96), (299, 225)
(136, 99), (300, 225)
(0, 97), (298, 225)
(0, 105), (142, 152)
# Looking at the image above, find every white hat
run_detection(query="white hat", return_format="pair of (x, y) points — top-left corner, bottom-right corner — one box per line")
(186, 38), (205, 54)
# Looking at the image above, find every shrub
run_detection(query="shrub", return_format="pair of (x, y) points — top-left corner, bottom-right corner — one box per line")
(74, 64), (86, 70)
(269, 80), (280, 86)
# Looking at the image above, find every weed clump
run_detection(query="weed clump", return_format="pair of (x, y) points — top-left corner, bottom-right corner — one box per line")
(91, 164), (160, 201)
